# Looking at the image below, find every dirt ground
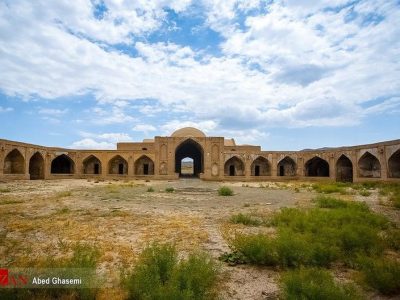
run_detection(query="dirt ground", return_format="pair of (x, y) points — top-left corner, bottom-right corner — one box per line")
(0, 179), (398, 299)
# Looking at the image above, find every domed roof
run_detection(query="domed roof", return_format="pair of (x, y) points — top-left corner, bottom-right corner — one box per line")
(171, 127), (206, 138)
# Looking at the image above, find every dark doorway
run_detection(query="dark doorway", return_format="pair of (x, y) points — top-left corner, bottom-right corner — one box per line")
(251, 156), (270, 176)
(336, 155), (353, 182)
(277, 156), (296, 176)
(175, 139), (204, 177)
(255, 165), (260, 176)
(108, 155), (128, 175)
(229, 165), (235, 176)
(388, 150), (400, 178)
(280, 165), (284, 176)
(51, 154), (74, 174)
(4, 149), (25, 174)
(29, 152), (44, 180)
(225, 156), (245, 176)
(83, 155), (101, 175)
(305, 157), (329, 177)
(134, 155), (154, 175)
(94, 163), (100, 175)
(359, 152), (381, 178)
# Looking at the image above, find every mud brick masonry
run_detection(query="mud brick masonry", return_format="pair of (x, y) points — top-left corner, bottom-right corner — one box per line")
(1, 127), (399, 182)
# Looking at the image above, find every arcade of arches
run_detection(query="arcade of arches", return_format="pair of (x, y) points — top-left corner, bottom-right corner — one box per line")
(0, 127), (399, 182)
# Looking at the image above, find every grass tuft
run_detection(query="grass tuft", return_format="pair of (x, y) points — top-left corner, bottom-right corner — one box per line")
(165, 187), (175, 193)
(124, 243), (218, 300)
(218, 186), (233, 196)
(230, 213), (262, 226)
(147, 187), (155, 192)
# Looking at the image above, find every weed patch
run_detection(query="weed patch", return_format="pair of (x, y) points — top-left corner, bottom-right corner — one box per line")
(165, 187), (175, 193)
(218, 186), (233, 196)
(124, 243), (218, 300)
(230, 213), (262, 226)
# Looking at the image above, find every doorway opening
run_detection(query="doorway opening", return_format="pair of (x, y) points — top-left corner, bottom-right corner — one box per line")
(175, 139), (204, 177)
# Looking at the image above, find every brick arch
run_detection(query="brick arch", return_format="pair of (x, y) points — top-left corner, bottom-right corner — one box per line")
(277, 156), (296, 176)
(305, 156), (330, 177)
(108, 155), (128, 175)
(4, 148), (25, 174)
(29, 151), (45, 179)
(388, 148), (400, 178)
(134, 155), (154, 175)
(336, 154), (353, 182)
(224, 156), (245, 176)
(251, 156), (271, 176)
(358, 151), (381, 178)
(83, 155), (102, 175)
(51, 154), (75, 174)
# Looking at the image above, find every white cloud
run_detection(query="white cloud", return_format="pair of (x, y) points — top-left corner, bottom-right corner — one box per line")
(132, 124), (157, 132)
(0, 0), (399, 134)
(79, 131), (133, 142)
(38, 108), (68, 115)
(0, 106), (13, 113)
(70, 138), (115, 149)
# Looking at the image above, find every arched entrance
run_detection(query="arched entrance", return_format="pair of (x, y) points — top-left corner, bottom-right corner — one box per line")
(175, 139), (204, 177)
(4, 149), (25, 174)
(108, 155), (128, 175)
(251, 156), (271, 176)
(277, 156), (296, 176)
(388, 149), (400, 178)
(305, 156), (329, 177)
(51, 154), (75, 174)
(358, 152), (381, 178)
(224, 156), (245, 176)
(29, 152), (44, 179)
(336, 155), (353, 182)
(83, 155), (102, 175)
(135, 155), (154, 175)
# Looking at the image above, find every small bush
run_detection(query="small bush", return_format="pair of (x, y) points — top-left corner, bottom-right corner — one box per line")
(359, 257), (400, 295)
(124, 243), (218, 300)
(0, 188), (11, 193)
(147, 187), (155, 192)
(314, 195), (348, 208)
(359, 189), (372, 197)
(232, 234), (278, 266)
(56, 191), (72, 198)
(165, 187), (175, 193)
(281, 268), (362, 300)
(230, 213), (261, 226)
(312, 183), (344, 194)
(218, 186), (233, 196)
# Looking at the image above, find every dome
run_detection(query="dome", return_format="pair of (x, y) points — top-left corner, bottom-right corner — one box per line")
(171, 127), (206, 138)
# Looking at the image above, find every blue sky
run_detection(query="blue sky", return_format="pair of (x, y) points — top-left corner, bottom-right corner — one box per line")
(0, 0), (399, 151)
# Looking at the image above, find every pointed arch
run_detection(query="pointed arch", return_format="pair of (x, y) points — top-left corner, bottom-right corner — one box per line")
(29, 152), (44, 179)
(336, 154), (353, 182)
(135, 155), (154, 175)
(277, 156), (296, 176)
(305, 156), (330, 177)
(224, 156), (245, 176)
(358, 152), (381, 178)
(51, 154), (75, 174)
(83, 155), (102, 175)
(388, 149), (400, 178)
(108, 155), (128, 175)
(251, 156), (271, 176)
(4, 149), (25, 174)
(175, 138), (204, 177)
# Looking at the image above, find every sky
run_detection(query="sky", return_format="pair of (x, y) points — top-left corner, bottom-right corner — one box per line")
(0, 0), (399, 151)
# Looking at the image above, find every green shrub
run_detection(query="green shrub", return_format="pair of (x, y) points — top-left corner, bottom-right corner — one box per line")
(124, 243), (218, 300)
(281, 268), (362, 300)
(314, 195), (348, 208)
(165, 187), (175, 193)
(312, 183), (344, 194)
(384, 228), (400, 251)
(359, 189), (372, 197)
(0, 188), (11, 193)
(230, 213), (261, 226)
(147, 187), (155, 192)
(218, 186), (233, 196)
(359, 257), (400, 295)
(232, 234), (278, 266)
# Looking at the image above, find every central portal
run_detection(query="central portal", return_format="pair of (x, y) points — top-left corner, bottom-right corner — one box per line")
(175, 139), (204, 177)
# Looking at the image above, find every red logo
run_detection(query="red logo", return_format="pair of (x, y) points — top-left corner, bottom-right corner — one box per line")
(0, 269), (28, 287)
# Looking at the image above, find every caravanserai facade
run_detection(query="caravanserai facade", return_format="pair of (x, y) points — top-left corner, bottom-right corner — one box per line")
(1, 127), (400, 183)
